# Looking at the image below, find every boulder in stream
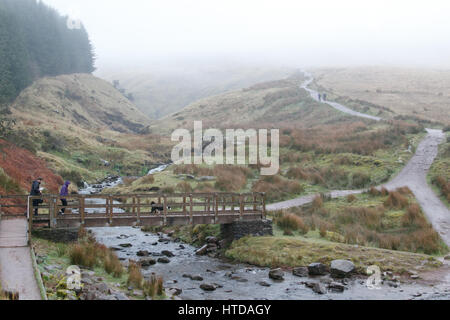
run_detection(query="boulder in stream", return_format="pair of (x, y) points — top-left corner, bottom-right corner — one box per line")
(161, 250), (175, 257)
(157, 257), (170, 264)
(195, 245), (208, 256)
(308, 263), (327, 276)
(140, 258), (156, 267)
(292, 267), (309, 278)
(330, 260), (355, 278)
(137, 250), (150, 257)
(269, 268), (284, 281)
(200, 283), (216, 291)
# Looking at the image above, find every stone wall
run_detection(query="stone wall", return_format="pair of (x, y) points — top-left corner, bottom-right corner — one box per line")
(32, 227), (79, 243)
(220, 219), (273, 242)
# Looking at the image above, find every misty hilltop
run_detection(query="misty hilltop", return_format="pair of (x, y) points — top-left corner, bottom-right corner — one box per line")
(99, 65), (293, 119)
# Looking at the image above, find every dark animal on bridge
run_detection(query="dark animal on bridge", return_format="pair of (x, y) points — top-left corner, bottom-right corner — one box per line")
(150, 201), (171, 214)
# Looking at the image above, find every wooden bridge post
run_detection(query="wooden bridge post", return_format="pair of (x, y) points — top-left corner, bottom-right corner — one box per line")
(262, 193), (266, 219)
(27, 196), (33, 245)
(80, 197), (85, 225)
(239, 195), (244, 220)
(231, 195), (234, 213)
(207, 196), (211, 215)
(163, 195), (167, 226)
(253, 194), (257, 212)
(214, 193), (218, 224)
(132, 197), (136, 216)
(49, 196), (57, 228)
(182, 195), (187, 216)
(189, 194), (193, 224)
(222, 196), (226, 212)
(136, 197), (141, 225)
(108, 196), (113, 224)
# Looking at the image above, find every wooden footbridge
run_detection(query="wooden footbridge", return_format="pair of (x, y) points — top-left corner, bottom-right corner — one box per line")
(0, 193), (266, 239)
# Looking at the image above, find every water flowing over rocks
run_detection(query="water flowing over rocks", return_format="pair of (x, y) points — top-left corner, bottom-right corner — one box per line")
(89, 227), (448, 300)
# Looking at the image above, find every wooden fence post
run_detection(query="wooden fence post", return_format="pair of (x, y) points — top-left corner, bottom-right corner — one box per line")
(80, 197), (85, 225)
(214, 193), (218, 223)
(239, 195), (244, 220)
(207, 196), (211, 215)
(262, 193), (266, 219)
(183, 195), (187, 216)
(27, 196), (33, 245)
(108, 196), (113, 224)
(222, 196), (226, 212)
(189, 194), (193, 224)
(49, 196), (57, 228)
(137, 197), (141, 224)
(163, 195), (167, 226)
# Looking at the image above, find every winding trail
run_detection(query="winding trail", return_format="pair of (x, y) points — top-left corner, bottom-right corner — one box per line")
(268, 72), (450, 246)
(0, 218), (41, 300)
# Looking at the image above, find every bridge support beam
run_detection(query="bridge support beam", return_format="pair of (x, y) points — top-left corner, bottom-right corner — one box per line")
(220, 219), (273, 244)
(32, 227), (79, 243)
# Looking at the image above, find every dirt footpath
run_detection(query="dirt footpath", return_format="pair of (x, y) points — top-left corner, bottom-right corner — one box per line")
(0, 218), (41, 300)
(270, 72), (450, 247)
(383, 129), (450, 246)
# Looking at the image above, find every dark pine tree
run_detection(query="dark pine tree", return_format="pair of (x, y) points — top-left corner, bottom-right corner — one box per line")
(0, 0), (96, 104)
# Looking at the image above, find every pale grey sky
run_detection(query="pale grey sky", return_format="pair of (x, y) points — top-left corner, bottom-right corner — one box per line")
(42, 0), (450, 71)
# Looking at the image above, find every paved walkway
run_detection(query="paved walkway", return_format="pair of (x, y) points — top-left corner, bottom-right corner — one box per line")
(0, 218), (41, 300)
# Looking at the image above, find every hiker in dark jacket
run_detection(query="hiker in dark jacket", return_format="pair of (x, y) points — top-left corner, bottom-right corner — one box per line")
(30, 178), (43, 216)
(59, 181), (71, 214)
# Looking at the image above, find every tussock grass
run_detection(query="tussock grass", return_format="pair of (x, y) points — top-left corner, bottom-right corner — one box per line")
(433, 176), (450, 202)
(273, 188), (447, 255)
(384, 191), (409, 209)
(252, 175), (303, 201)
(273, 212), (309, 235)
(143, 275), (164, 299)
(68, 237), (123, 277)
(127, 261), (144, 289)
(176, 181), (193, 192)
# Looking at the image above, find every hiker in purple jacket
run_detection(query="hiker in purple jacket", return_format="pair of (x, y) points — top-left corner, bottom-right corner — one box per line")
(59, 181), (71, 214)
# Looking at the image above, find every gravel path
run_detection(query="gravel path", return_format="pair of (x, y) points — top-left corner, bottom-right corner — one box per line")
(301, 72), (382, 121)
(0, 218), (41, 300)
(383, 129), (450, 245)
(269, 73), (450, 246)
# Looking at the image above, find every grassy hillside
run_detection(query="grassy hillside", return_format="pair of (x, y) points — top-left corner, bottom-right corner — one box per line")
(150, 76), (351, 134)
(99, 65), (292, 119)
(310, 67), (450, 126)
(4, 74), (173, 183)
(10, 73), (150, 133)
(112, 76), (424, 203)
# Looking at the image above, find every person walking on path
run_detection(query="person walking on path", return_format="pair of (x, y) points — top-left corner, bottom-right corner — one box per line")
(318, 93), (322, 101)
(59, 181), (71, 215)
(29, 178), (43, 216)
